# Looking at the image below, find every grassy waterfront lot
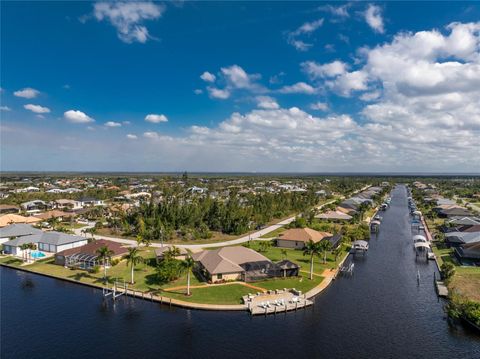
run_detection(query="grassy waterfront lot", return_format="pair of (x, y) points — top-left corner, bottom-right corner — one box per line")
(430, 243), (480, 302)
(0, 240), (345, 305)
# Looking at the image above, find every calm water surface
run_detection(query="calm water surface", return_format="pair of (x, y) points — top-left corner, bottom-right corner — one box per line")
(2, 185), (479, 358)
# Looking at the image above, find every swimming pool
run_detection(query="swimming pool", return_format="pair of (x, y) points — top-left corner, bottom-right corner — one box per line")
(30, 251), (46, 259)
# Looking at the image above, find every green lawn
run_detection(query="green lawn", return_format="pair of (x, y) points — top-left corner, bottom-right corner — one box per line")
(245, 240), (349, 274)
(0, 239), (348, 305)
(259, 227), (285, 239)
(163, 284), (253, 305)
(431, 244), (455, 266)
(255, 274), (323, 293)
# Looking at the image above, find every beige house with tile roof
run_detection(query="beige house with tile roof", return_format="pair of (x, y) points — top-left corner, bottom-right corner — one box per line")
(276, 228), (333, 249)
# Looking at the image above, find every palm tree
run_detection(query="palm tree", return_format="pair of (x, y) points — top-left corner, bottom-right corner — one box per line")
(303, 240), (322, 280)
(319, 240), (333, 264)
(164, 246), (181, 261)
(96, 246), (114, 282)
(125, 247), (144, 284)
(19, 243), (30, 262)
(47, 216), (60, 230)
(182, 256), (195, 296)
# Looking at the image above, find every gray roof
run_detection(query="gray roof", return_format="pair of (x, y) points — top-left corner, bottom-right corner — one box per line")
(4, 231), (85, 247)
(192, 246), (271, 275)
(445, 231), (480, 245)
(446, 217), (480, 226)
(0, 224), (42, 238)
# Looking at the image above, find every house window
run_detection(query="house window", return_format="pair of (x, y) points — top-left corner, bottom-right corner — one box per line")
(217, 274), (223, 279)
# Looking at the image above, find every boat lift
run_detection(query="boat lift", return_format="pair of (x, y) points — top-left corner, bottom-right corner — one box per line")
(103, 278), (128, 300)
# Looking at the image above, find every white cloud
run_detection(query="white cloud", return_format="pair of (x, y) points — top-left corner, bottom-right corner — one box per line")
(328, 70), (369, 96)
(143, 131), (159, 139)
(302, 60), (348, 79)
(207, 87), (231, 99)
(278, 82), (316, 94)
(287, 19), (324, 51)
(359, 91), (381, 101)
(145, 114), (168, 123)
(14, 88), (40, 99)
(365, 4), (385, 34)
(64, 110), (94, 124)
(194, 89), (203, 95)
(200, 71), (216, 82)
(24, 104), (50, 114)
(105, 121), (121, 127)
(0, 106), (11, 111)
(126, 134), (138, 139)
(318, 4), (350, 18)
(310, 102), (329, 111)
(256, 96), (279, 109)
(221, 65), (262, 90)
(93, 1), (165, 43)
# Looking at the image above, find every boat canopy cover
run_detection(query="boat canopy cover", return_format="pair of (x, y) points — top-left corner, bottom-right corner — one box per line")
(413, 235), (427, 242)
(370, 220), (381, 225)
(414, 242), (430, 250)
(413, 210), (422, 215)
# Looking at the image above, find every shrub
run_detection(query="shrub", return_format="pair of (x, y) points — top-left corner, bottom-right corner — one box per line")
(91, 265), (100, 274)
(110, 259), (120, 267)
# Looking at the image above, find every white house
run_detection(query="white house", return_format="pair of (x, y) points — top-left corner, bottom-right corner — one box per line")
(3, 231), (88, 257)
(77, 197), (104, 207)
(0, 223), (43, 244)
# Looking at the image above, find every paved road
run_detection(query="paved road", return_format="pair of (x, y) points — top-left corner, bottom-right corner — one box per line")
(74, 185), (371, 250)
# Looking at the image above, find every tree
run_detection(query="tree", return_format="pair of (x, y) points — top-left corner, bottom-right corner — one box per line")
(181, 256), (195, 296)
(47, 216), (60, 230)
(96, 246), (114, 282)
(136, 234), (151, 248)
(319, 240), (332, 264)
(303, 240), (322, 280)
(19, 243), (30, 262)
(258, 240), (272, 253)
(125, 247), (144, 284)
(281, 249), (288, 260)
(441, 262), (455, 282)
(164, 246), (181, 261)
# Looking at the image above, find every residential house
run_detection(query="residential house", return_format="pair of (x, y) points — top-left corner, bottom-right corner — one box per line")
(54, 199), (83, 211)
(0, 224), (43, 244)
(0, 214), (42, 227)
(21, 200), (48, 213)
(3, 231), (88, 257)
(55, 239), (128, 269)
(316, 210), (352, 222)
(276, 228), (333, 249)
(192, 246), (273, 283)
(0, 205), (20, 214)
(77, 197), (104, 207)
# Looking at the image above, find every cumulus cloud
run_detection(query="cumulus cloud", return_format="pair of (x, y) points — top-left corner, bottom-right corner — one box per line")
(93, 1), (165, 43)
(310, 102), (329, 111)
(143, 131), (159, 139)
(14, 88), (40, 99)
(145, 114), (168, 123)
(200, 71), (216, 82)
(126, 134), (138, 139)
(286, 18), (324, 51)
(0, 106), (11, 111)
(256, 96), (279, 109)
(364, 4), (385, 34)
(207, 87), (230, 99)
(278, 82), (316, 94)
(64, 110), (94, 124)
(24, 104), (50, 114)
(302, 60), (348, 79)
(105, 121), (121, 127)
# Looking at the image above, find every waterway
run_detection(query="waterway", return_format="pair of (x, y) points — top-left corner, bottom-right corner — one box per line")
(1, 185), (479, 358)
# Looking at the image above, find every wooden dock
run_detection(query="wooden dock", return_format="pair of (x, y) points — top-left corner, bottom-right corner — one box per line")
(244, 289), (314, 315)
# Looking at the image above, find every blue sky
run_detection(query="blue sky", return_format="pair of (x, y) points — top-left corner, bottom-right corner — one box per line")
(1, 1), (480, 172)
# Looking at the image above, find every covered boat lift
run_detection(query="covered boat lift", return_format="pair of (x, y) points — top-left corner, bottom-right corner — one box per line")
(351, 240), (369, 255)
(370, 219), (381, 233)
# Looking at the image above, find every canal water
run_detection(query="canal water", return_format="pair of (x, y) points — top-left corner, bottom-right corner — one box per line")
(1, 185), (479, 358)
